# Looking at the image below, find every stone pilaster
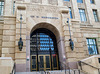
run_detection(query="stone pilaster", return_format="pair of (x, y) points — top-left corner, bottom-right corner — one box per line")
(1, 16), (16, 60)
(15, 5), (27, 72)
(71, 0), (80, 20)
(60, 8), (77, 68)
(0, 21), (3, 57)
(71, 19), (86, 61)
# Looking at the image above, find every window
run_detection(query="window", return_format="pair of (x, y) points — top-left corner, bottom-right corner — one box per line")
(79, 9), (87, 22)
(13, 1), (15, 14)
(87, 38), (98, 55)
(64, 0), (70, 1)
(93, 10), (99, 22)
(77, 0), (83, 3)
(69, 8), (73, 19)
(90, 0), (95, 4)
(0, 0), (4, 15)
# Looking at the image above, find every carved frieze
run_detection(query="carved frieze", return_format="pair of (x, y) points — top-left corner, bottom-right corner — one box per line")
(27, 5), (59, 13)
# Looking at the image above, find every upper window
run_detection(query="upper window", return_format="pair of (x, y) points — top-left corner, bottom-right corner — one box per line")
(93, 9), (99, 22)
(77, 0), (83, 3)
(69, 7), (73, 19)
(79, 9), (87, 22)
(13, 1), (15, 14)
(90, 0), (95, 4)
(0, 0), (4, 16)
(64, 0), (70, 1)
(87, 38), (98, 55)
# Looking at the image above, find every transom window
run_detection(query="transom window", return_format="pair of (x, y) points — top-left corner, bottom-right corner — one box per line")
(64, 0), (70, 1)
(0, 0), (4, 16)
(87, 38), (98, 55)
(79, 9), (87, 22)
(90, 0), (95, 4)
(77, 0), (83, 3)
(93, 9), (99, 22)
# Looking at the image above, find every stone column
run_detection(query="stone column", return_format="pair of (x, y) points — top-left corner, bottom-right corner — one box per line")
(26, 35), (30, 72)
(57, 37), (66, 64)
(15, 5), (27, 72)
(4, 0), (13, 16)
(60, 8), (79, 69)
(84, 0), (95, 24)
(71, 0), (80, 20)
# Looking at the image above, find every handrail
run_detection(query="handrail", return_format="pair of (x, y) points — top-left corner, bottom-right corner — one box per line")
(78, 61), (100, 74)
(10, 63), (16, 74)
(78, 61), (100, 69)
(60, 61), (81, 74)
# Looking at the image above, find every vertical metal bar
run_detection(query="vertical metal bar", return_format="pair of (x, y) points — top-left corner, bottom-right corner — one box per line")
(49, 37), (53, 70)
(65, 65), (66, 74)
(98, 69), (100, 74)
(79, 70), (80, 74)
(20, 14), (22, 38)
(74, 70), (75, 74)
(36, 33), (39, 71)
(67, 18), (71, 39)
(69, 69), (70, 74)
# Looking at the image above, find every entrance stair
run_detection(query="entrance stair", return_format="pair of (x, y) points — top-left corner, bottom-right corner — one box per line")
(15, 69), (85, 74)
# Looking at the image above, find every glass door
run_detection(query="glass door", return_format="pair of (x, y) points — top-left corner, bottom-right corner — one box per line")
(38, 55), (51, 71)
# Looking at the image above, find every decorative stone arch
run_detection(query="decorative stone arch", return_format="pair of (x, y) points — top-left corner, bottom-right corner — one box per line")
(26, 22), (66, 71)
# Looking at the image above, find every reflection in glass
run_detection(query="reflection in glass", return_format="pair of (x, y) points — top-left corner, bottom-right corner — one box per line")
(87, 38), (98, 55)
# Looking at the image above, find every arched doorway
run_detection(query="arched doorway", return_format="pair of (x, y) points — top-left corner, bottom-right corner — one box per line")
(30, 28), (59, 71)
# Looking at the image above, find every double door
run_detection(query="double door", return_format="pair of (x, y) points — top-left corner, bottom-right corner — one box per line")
(31, 54), (58, 71)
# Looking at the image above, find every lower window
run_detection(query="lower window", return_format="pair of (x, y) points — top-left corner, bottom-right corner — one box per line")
(86, 38), (98, 55)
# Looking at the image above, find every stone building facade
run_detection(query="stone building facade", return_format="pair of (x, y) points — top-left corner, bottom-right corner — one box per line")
(0, 0), (100, 72)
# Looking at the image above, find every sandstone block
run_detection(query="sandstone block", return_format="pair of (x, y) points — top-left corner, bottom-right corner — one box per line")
(4, 19), (16, 25)
(3, 25), (15, 30)
(3, 36), (15, 41)
(0, 35), (2, 39)
(0, 25), (3, 29)
(3, 30), (15, 36)
(15, 53), (26, 59)
(15, 59), (26, 64)
(0, 30), (3, 35)
(66, 52), (76, 58)
(76, 52), (85, 58)
(75, 48), (84, 53)
(77, 38), (83, 42)
(2, 42), (15, 47)
(75, 43), (83, 48)
(73, 33), (82, 38)
(16, 29), (26, 34)
(2, 48), (15, 54)
(67, 58), (77, 62)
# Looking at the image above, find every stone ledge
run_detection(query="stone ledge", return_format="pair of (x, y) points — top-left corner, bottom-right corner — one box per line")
(0, 57), (12, 59)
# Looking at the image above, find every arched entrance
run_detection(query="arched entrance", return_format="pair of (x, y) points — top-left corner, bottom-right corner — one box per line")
(30, 28), (59, 71)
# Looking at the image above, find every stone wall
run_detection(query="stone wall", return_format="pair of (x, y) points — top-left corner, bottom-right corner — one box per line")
(0, 21), (3, 57)
(1, 16), (16, 60)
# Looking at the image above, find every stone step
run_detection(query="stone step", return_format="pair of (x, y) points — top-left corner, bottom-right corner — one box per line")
(16, 70), (85, 74)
